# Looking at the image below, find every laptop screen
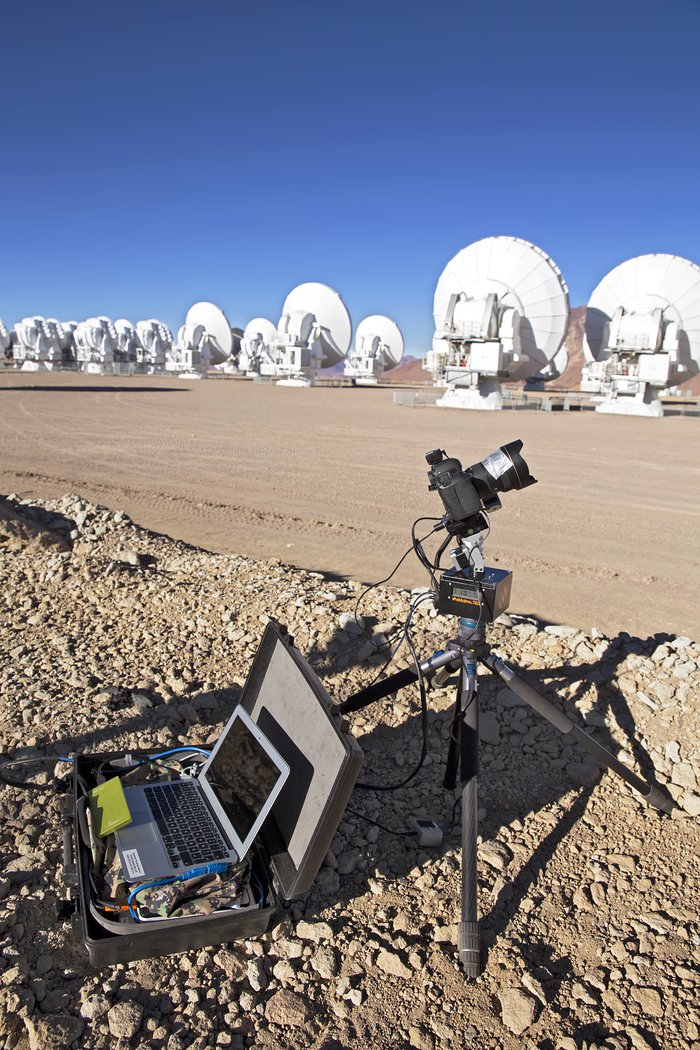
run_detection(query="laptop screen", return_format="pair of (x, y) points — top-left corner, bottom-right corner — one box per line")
(203, 713), (286, 845)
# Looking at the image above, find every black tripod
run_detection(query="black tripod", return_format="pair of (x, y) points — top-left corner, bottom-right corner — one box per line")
(337, 605), (674, 979)
(338, 443), (675, 976)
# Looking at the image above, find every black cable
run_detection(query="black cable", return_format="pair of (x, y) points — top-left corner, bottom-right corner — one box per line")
(0, 755), (73, 791)
(350, 589), (435, 707)
(344, 805), (413, 837)
(411, 517), (444, 590)
(354, 612), (430, 792)
(433, 530), (453, 570)
(352, 518), (443, 651)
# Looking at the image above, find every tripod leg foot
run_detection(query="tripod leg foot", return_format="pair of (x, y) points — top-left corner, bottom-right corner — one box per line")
(459, 920), (481, 978)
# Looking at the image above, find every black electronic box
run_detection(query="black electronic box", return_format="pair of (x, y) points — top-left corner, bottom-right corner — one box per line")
(437, 567), (512, 622)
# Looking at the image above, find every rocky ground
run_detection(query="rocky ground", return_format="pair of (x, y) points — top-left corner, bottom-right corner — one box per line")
(0, 494), (698, 1050)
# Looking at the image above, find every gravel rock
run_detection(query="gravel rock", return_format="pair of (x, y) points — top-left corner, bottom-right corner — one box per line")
(24, 1014), (85, 1049)
(0, 494), (697, 1050)
(497, 987), (538, 1034)
(375, 948), (412, 978)
(107, 1001), (144, 1039)
(264, 989), (314, 1026)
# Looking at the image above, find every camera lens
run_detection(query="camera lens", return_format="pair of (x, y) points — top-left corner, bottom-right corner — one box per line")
(469, 440), (536, 497)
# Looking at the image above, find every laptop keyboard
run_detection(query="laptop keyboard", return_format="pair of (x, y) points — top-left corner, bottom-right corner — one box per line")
(144, 781), (231, 870)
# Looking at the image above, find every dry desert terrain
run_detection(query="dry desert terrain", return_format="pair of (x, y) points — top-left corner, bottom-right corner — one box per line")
(0, 370), (699, 1049)
(0, 371), (698, 640)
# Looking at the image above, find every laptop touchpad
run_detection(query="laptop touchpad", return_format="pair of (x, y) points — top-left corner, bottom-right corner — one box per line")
(122, 805), (160, 844)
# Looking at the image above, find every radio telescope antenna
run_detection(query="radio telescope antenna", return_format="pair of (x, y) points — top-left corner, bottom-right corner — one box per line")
(114, 319), (140, 368)
(427, 236), (570, 410)
(239, 318), (278, 376)
(169, 302), (233, 377)
(13, 317), (64, 371)
(72, 317), (119, 373)
(0, 319), (11, 362)
(136, 320), (172, 373)
(186, 302), (234, 367)
(583, 253), (700, 417)
(52, 320), (77, 366)
(271, 282), (352, 386)
(344, 315), (404, 385)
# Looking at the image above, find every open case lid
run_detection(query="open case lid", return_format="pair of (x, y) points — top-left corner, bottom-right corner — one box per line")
(238, 619), (363, 899)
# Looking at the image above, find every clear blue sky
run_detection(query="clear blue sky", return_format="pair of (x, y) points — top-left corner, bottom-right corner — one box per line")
(2, 0), (698, 355)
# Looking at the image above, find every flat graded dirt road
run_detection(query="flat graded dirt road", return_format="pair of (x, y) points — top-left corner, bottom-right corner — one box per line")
(1, 370), (698, 639)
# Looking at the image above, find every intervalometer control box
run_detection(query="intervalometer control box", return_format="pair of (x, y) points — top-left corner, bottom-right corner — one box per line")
(437, 567), (512, 622)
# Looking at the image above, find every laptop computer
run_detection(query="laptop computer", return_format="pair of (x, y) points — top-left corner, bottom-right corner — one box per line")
(114, 705), (290, 882)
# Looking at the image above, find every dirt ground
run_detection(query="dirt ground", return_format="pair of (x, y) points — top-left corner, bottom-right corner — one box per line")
(1, 370), (698, 640)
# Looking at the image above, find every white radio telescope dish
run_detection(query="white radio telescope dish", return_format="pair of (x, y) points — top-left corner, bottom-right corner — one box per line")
(239, 318), (278, 375)
(358, 315), (404, 367)
(0, 319), (11, 357)
(583, 253), (700, 416)
(185, 301), (233, 365)
(114, 319), (140, 364)
(429, 236), (570, 409)
(344, 315), (404, 384)
(280, 282), (351, 359)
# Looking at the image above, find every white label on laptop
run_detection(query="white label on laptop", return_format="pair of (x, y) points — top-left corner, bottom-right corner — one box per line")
(122, 849), (146, 879)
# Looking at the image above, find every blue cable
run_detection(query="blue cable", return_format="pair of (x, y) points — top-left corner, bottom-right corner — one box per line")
(250, 870), (264, 908)
(127, 862), (229, 920)
(150, 747), (211, 760)
(22, 748), (211, 770)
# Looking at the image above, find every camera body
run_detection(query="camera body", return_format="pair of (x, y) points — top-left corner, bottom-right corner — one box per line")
(426, 440), (536, 537)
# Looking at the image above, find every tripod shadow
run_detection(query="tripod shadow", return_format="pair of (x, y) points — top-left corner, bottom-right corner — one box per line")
(294, 621), (675, 975)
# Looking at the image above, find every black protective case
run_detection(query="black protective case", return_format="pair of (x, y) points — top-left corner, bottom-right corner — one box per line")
(64, 620), (363, 966)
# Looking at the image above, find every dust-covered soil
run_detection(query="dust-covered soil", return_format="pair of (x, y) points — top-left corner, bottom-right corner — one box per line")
(0, 496), (698, 1050)
(0, 371), (699, 640)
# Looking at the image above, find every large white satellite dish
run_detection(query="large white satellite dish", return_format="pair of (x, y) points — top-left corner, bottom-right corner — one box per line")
(73, 317), (118, 372)
(114, 319), (140, 365)
(271, 282), (352, 385)
(583, 253), (700, 416)
(239, 318), (278, 375)
(136, 319), (172, 372)
(429, 236), (570, 409)
(185, 301), (233, 365)
(279, 282), (352, 366)
(0, 320), (11, 358)
(344, 315), (404, 384)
